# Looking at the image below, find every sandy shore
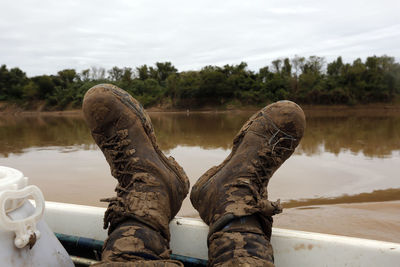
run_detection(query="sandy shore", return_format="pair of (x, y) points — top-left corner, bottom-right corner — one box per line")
(274, 200), (400, 243)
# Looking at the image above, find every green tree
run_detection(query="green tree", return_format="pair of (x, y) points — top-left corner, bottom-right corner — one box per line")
(31, 75), (55, 99)
(136, 65), (149, 80)
(1, 55), (399, 109)
(57, 69), (77, 86)
(122, 67), (133, 83)
(108, 66), (123, 81)
(282, 58), (292, 77)
(22, 81), (40, 100)
(155, 62), (177, 83)
(0, 65), (27, 99)
(80, 69), (90, 81)
(271, 59), (282, 74)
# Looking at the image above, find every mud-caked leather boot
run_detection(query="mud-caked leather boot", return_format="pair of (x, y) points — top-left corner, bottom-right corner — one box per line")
(83, 84), (189, 267)
(191, 101), (305, 267)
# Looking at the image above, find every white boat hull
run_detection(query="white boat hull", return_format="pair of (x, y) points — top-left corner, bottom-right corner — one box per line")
(42, 201), (400, 266)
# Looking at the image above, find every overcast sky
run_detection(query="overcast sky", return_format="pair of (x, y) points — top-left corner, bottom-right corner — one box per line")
(1, 0), (399, 76)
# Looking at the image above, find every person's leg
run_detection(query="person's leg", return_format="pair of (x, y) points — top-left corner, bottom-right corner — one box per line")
(191, 101), (306, 266)
(83, 84), (190, 266)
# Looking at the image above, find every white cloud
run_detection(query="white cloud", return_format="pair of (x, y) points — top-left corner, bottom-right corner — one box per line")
(0, 0), (399, 76)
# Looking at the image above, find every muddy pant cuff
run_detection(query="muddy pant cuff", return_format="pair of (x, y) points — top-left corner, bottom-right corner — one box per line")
(209, 213), (273, 238)
(101, 220), (172, 263)
(208, 215), (275, 267)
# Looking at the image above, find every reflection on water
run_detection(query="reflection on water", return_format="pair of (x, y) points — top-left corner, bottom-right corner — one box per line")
(0, 115), (94, 157)
(0, 109), (399, 215)
(1, 110), (400, 157)
(299, 115), (400, 157)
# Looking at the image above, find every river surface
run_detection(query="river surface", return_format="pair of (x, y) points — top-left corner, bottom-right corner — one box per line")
(1, 108), (399, 219)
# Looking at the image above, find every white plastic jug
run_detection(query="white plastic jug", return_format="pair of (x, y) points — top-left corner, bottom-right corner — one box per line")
(0, 166), (74, 267)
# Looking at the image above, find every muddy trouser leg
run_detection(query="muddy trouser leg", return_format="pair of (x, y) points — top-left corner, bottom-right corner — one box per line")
(208, 215), (275, 267)
(82, 84), (190, 267)
(92, 220), (183, 267)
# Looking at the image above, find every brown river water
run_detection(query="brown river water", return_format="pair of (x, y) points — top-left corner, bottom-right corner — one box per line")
(1, 107), (399, 242)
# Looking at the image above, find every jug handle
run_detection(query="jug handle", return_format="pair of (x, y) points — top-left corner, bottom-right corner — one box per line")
(0, 185), (45, 248)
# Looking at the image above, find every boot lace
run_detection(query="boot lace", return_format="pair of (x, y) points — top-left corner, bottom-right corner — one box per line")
(98, 129), (144, 230)
(99, 129), (140, 184)
(248, 116), (298, 215)
(249, 116), (297, 185)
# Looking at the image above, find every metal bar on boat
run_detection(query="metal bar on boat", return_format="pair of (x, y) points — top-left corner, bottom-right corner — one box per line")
(56, 232), (207, 266)
(69, 256), (99, 266)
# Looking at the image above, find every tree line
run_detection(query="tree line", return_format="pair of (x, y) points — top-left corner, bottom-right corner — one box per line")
(1, 55), (399, 110)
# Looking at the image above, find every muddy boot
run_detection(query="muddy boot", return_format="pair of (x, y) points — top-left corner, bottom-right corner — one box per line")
(83, 84), (189, 267)
(191, 101), (305, 266)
